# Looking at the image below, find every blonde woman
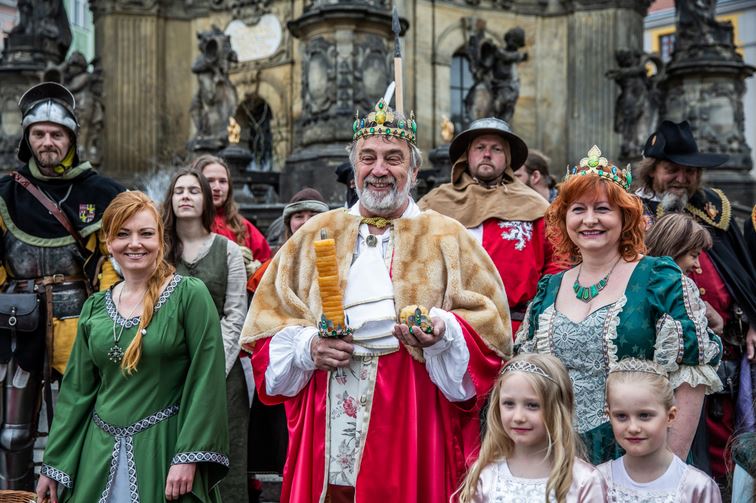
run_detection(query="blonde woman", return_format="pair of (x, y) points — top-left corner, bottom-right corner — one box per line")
(36, 191), (228, 502)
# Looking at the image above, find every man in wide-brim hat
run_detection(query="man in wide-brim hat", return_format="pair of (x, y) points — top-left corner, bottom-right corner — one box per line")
(635, 119), (756, 487)
(419, 117), (560, 333)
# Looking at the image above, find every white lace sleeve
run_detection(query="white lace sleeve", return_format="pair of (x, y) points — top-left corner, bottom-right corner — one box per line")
(422, 308), (475, 402)
(654, 276), (722, 394)
(265, 326), (317, 397)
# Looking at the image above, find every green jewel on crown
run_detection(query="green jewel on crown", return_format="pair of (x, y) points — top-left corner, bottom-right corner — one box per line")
(352, 98), (417, 145)
(566, 145), (632, 191)
(317, 314), (353, 339)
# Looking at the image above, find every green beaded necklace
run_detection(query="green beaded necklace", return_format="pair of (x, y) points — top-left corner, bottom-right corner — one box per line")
(573, 257), (622, 302)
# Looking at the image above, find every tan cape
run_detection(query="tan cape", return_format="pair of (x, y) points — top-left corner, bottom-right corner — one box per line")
(240, 208), (512, 362)
(418, 157), (549, 228)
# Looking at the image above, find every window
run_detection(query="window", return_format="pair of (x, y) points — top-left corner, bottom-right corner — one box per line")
(238, 96), (273, 172)
(659, 33), (676, 62)
(72, 0), (88, 28)
(450, 53), (474, 133)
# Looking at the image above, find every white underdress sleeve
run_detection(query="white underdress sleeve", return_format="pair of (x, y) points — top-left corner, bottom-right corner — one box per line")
(422, 307), (476, 402)
(265, 326), (318, 397)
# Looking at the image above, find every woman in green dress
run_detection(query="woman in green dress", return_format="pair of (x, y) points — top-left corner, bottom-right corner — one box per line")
(36, 191), (229, 502)
(515, 146), (722, 465)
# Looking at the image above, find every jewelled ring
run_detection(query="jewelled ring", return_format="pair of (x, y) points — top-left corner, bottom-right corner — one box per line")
(407, 308), (433, 334)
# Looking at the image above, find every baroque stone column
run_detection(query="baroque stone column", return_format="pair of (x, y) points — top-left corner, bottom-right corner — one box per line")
(90, 0), (206, 180)
(660, 0), (755, 205)
(282, 0), (407, 202)
(566, 0), (651, 166)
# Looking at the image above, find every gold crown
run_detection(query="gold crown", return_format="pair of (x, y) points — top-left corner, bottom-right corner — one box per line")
(353, 98), (417, 145)
(566, 145), (632, 191)
(609, 357), (668, 378)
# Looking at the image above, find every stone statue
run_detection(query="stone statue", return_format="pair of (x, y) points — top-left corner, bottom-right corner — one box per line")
(440, 115), (455, 143)
(673, 0), (738, 61)
(227, 117), (241, 144)
(2, 0), (72, 65)
(188, 26), (239, 151)
(42, 52), (106, 165)
(465, 22), (527, 124)
(606, 48), (663, 159)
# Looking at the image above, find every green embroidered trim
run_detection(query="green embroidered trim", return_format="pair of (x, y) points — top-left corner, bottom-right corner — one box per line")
(0, 198), (102, 248)
(28, 158), (92, 181)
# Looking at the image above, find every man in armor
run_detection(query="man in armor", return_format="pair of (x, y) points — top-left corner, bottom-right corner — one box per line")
(0, 82), (124, 489)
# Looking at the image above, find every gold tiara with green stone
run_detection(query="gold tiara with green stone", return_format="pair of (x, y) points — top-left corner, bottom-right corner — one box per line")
(566, 145), (632, 191)
(352, 98), (417, 145)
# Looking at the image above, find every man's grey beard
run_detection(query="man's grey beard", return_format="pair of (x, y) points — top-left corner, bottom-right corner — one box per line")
(660, 191), (689, 212)
(356, 175), (412, 215)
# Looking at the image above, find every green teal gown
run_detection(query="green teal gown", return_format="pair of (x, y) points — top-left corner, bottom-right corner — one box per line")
(515, 256), (723, 465)
(40, 275), (229, 502)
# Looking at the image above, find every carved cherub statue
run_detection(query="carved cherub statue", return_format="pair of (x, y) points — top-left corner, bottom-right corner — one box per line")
(440, 115), (455, 143)
(227, 117), (241, 144)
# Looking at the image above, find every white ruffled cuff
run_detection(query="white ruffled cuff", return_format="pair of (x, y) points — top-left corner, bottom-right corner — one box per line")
(423, 308), (475, 402)
(265, 326), (317, 397)
(669, 364), (723, 395)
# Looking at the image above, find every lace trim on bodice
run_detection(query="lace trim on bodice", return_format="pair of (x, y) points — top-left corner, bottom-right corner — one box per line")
(104, 274), (183, 327)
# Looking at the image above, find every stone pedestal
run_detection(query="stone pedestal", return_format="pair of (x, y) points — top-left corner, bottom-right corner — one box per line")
(660, 6), (756, 206)
(662, 62), (755, 206)
(282, 2), (407, 203)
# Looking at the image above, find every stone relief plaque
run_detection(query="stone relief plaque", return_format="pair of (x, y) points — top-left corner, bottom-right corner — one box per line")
(225, 15), (282, 62)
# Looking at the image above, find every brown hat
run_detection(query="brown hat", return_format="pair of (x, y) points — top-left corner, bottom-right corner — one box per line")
(283, 188), (329, 227)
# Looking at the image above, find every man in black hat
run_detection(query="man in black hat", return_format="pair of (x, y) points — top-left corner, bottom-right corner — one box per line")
(636, 119), (756, 484)
(0, 82), (124, 489)
(419, 117), (559, 334)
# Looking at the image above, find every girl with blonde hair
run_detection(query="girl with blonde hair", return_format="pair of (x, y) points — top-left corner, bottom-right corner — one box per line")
(455, 354), (606, 502)
(598, 358), (721, 501)
(36, 191), (229, 502)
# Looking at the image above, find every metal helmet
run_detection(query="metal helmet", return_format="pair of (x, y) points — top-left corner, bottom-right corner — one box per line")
(17, 82), (80, 163)
(448, 117), (529, 171)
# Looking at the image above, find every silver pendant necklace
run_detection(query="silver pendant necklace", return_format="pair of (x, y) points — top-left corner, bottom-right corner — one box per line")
(109, 283), (145, 364)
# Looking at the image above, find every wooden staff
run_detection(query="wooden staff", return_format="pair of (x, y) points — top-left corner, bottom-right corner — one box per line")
(392, 5), (403, 116)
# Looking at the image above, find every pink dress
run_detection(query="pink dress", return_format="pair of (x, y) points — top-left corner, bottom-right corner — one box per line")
(597, 456), (722, 502)
(472, 457), (608, 502)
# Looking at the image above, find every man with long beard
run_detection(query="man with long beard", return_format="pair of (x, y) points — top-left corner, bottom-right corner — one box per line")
(635, 119), (756, 486)
(240, 98), (510, 502)
(0, 82), (124, 489)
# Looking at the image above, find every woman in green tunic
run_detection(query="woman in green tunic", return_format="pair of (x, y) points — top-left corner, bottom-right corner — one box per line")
(162, 167), (248, 502)
(515, 146), (722, 465)
(36, 191), (229, 502)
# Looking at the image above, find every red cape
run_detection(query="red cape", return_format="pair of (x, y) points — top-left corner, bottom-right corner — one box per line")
(251, 314), (502, 502)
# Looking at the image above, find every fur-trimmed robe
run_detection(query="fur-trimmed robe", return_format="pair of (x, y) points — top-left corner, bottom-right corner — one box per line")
(241, 207), (510, 502)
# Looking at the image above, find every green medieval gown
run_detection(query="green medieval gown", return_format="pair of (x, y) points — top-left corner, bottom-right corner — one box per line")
(41, 275), (229, 502)
(515, 256), (723, 465)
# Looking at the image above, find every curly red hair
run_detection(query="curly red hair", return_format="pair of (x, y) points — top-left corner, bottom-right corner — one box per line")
(545, 175), (646, 265)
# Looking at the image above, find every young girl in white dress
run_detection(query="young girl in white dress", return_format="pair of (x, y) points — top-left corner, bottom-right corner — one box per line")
(455, 353), (607, 503)
(597, 358), (721, 502)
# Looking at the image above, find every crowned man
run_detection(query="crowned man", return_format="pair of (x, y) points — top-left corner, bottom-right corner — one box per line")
(635, 120), (756, 483)
(420, 118), (559, 333)
(240, 98), (510, 502)
(0, 82), (124, 489)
